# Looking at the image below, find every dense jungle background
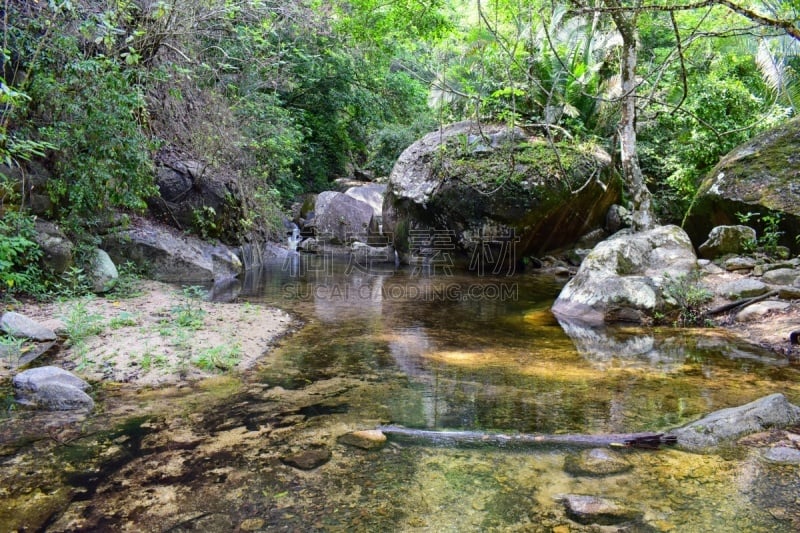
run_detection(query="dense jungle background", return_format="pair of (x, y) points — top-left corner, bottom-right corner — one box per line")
(2, 0), (799, 296)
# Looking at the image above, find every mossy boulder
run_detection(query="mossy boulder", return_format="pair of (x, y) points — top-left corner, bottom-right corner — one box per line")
(382, 121), (621, 267)
(551, 225), (697, 325)
(686, 116), (800, 250)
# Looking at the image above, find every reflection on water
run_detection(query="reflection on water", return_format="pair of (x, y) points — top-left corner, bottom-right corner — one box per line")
(3, 255), (800, 532)
(246, 258), (800, 435)
(235, 257), (800, 531)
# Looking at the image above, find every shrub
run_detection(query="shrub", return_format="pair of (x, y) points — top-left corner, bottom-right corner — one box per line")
(661, 271), (713, 327)
(30, 55), (157, 224)
(0, 211), (43, 297)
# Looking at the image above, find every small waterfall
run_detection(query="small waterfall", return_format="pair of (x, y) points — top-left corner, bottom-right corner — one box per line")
(287, 223), (301, 251)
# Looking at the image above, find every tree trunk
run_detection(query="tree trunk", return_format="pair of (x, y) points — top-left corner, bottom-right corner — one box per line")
(378, 425), (677, 449)
(607, 1), (655, 231)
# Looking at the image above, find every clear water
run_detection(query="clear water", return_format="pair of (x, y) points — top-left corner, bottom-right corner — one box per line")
(249, 258), (800, 435)
(2, 256), (800, 531)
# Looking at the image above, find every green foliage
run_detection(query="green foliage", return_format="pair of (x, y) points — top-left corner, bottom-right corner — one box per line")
(639, 47), (782, 223)
(192, 205), (219, 240)
(0, 80), (55, 169)
(0, 334), (25, 369)
(736, 210), (786, 256)
(193, 344), (242, 372)
(0, 211), (43, 297)
(30, 55), (157, 223)
(108, 311), (138, 330)
(60, 296), (105, 366)
(661, 271), (713, 327)
(108, 261), (145, 299)
(170, 286), (207, 329)
(367, 118), (436, 177)
(57, 266), (93, 299)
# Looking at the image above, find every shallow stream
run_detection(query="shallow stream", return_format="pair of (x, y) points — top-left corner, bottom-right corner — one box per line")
(2, 257), (800, 531)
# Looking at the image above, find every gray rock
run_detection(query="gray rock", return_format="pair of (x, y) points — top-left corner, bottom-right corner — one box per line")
(763, 446), (800, 464)
(722, 256), (757, 271)
(149, 155), (242, 239)
(211, 249), (243, 281)
(762, 267), (799, 285)
(313, 191), (378, 245)
(33, 219), (74, 274)
(102, 216), (240, 282)
(670, 393), (800, 452)
(344, 184), (387, 218)
(686, 116), (800, 248)
(13, 366), (94, 411)
(778, 286), (800, 299)
(605, 204), (631, 234)
(564, 448), (632, 477)
(383, 121), (620, 265)
(551, 225), (697, 324)
(566, 248), (591, 266)
(298, 237), (319, 253)
(350, 242), (395, 264)
(90, 248), (118, 293)
(1, 312), (57, 341)
(698, 225), (756, 259)
(716, 278), (768, 300)
(561, 494), (640, 525)
(577, 228), (608, 249)
(735, 300), (790, 322)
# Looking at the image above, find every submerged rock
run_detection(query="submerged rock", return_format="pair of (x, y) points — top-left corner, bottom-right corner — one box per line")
(564, 448), (633, 477)
(560, 494), (640, 525)
(280, 447), (332, 470)
(13, 366), (94, 411)
(338, 429), (387, 450)
(762, 446), (800, 465)
(670, 393), (800, 452)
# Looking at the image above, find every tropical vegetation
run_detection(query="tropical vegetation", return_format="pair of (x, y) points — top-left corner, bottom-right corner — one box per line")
(1, 0), (799, 297)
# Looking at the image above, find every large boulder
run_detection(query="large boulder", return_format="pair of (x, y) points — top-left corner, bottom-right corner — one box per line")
(344, 183), (386, 218)
(382, 121), (620, 267)
(13, 366), (94, 411)
(670, 393), (800, 452)
(551, 225), (697, 324)
(686, 116), (800, 250)
(148, 151), (244, 242)
(309, 191), (378, 245)
(102, 216), (241, 282)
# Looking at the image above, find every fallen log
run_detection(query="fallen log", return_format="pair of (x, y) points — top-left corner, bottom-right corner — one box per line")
(377, 425), (677, 450)
(703, 290), (779, 317)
